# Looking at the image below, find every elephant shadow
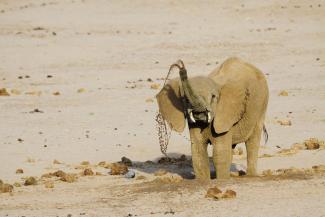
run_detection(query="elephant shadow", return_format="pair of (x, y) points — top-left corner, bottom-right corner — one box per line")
(132, 153), (244, 180)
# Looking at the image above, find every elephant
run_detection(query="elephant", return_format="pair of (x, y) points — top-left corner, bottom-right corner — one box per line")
(156, 57), (269, 180)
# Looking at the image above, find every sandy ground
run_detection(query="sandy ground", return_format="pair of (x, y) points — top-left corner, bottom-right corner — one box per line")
(1, 0), (325, 216)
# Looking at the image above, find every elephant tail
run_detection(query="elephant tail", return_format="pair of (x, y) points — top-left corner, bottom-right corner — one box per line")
(263, 124), (268, 145)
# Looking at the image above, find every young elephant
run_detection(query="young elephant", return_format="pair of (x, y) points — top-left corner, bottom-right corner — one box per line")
(156, 57), (269, 180)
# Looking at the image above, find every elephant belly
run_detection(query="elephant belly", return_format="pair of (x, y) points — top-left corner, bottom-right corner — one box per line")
(231, 119), (255, 144)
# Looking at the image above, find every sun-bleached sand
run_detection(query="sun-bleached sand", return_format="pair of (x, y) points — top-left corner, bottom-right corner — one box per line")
(1, 0), (325, 216)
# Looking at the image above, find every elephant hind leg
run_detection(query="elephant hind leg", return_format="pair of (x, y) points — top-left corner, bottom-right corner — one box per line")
(245, 123), (263, 176)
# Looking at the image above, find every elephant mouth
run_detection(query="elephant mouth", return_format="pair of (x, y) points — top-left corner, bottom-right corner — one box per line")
(188, 109), (212, 124)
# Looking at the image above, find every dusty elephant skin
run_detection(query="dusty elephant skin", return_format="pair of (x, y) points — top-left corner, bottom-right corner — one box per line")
(156, 58), (269, 180)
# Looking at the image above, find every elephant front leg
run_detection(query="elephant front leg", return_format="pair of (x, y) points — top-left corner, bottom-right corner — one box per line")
(212, 132), (232, 179)
(190, 128), (210, 180)
(245, 124), (263, 176)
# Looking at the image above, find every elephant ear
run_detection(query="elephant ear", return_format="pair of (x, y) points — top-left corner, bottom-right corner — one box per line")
(213, 83), (247, 134)
(156, 79), (185, 133)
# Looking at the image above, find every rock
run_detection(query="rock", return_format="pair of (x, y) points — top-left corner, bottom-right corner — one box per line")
(205, 187), (222, 200)
(13, 182), (21, 187)
(222, 189), (237, 199)
(277, 119), (292, 126)
(150, 83), (160, 90)
(77, 88), (86, 93)
(41, 173), (52, 179)
(0, 179), (3, 185)
(0, 88), (10, 96)
(98, 161), (106, 167)
(0, 184), (14, 193)
(145, 98), (154, 103)
(110, 163), (128, 175)
(61, 173), (77, 183)
(304, 138), (321, 150)
(238, 170), (246, 176)
(278, 90), (289, 96)
(24, 177), (37, 186)
(16, 168), (24, 174)
(83, 168), (94, 176)
(44, 181), (54, 188)
(154, 169), (168, 176)
(312, 165), (325, 172)
(121, 157), (132, 166)
(53, 159), (61, 164)
(80, 161), (90, 166)
(51, 170), (66, 178)
(125, 170), (135, 179)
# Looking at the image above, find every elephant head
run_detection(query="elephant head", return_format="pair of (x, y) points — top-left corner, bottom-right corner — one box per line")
(156, 60), (247, 134)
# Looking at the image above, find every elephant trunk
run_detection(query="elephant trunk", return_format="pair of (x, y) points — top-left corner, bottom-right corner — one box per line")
(179, 67), (207, 113)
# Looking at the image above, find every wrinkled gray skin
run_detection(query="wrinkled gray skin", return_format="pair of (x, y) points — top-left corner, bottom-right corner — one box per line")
(156, 58), (269, 180)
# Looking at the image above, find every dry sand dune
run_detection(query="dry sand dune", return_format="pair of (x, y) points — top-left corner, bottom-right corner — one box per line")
(1, 0), (325, 216)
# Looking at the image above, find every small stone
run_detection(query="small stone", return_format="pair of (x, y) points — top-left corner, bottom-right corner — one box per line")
(51, 170), (66, 178)
(0, 184), (14, 193)
(95, 172), (103, 176)
(77, 88), (86, 93)
(0, 88), (10, 96)
(83, 168), (94, 176)
(16, 169), (24, 174)
(147, 78), (153, 82)
(145, 98), (154, 103)
(121, 157), (132, 166)
(13, 182), (21, 187)
(44, 181), (54, 188)
(222, 189), (236, 199)
(278, 90), (289, 96)
(61, 173), (77, 183)
(53, 159), (61, 164)
(205, 187), (222, 200)
(110, 163), (128, 175)
(277, 119), (292, 126)
(53, 91), (60, 96)
(312, 165), (325, 172)
(154, 169), (168, 176)
(24, 177), (37, 186)
(125, 170), (135, 179)
(150, 83), (160, 90)
(80, 161), (90, 165)
(304, 138), (321, 150)
(98, 161), (106, 167)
